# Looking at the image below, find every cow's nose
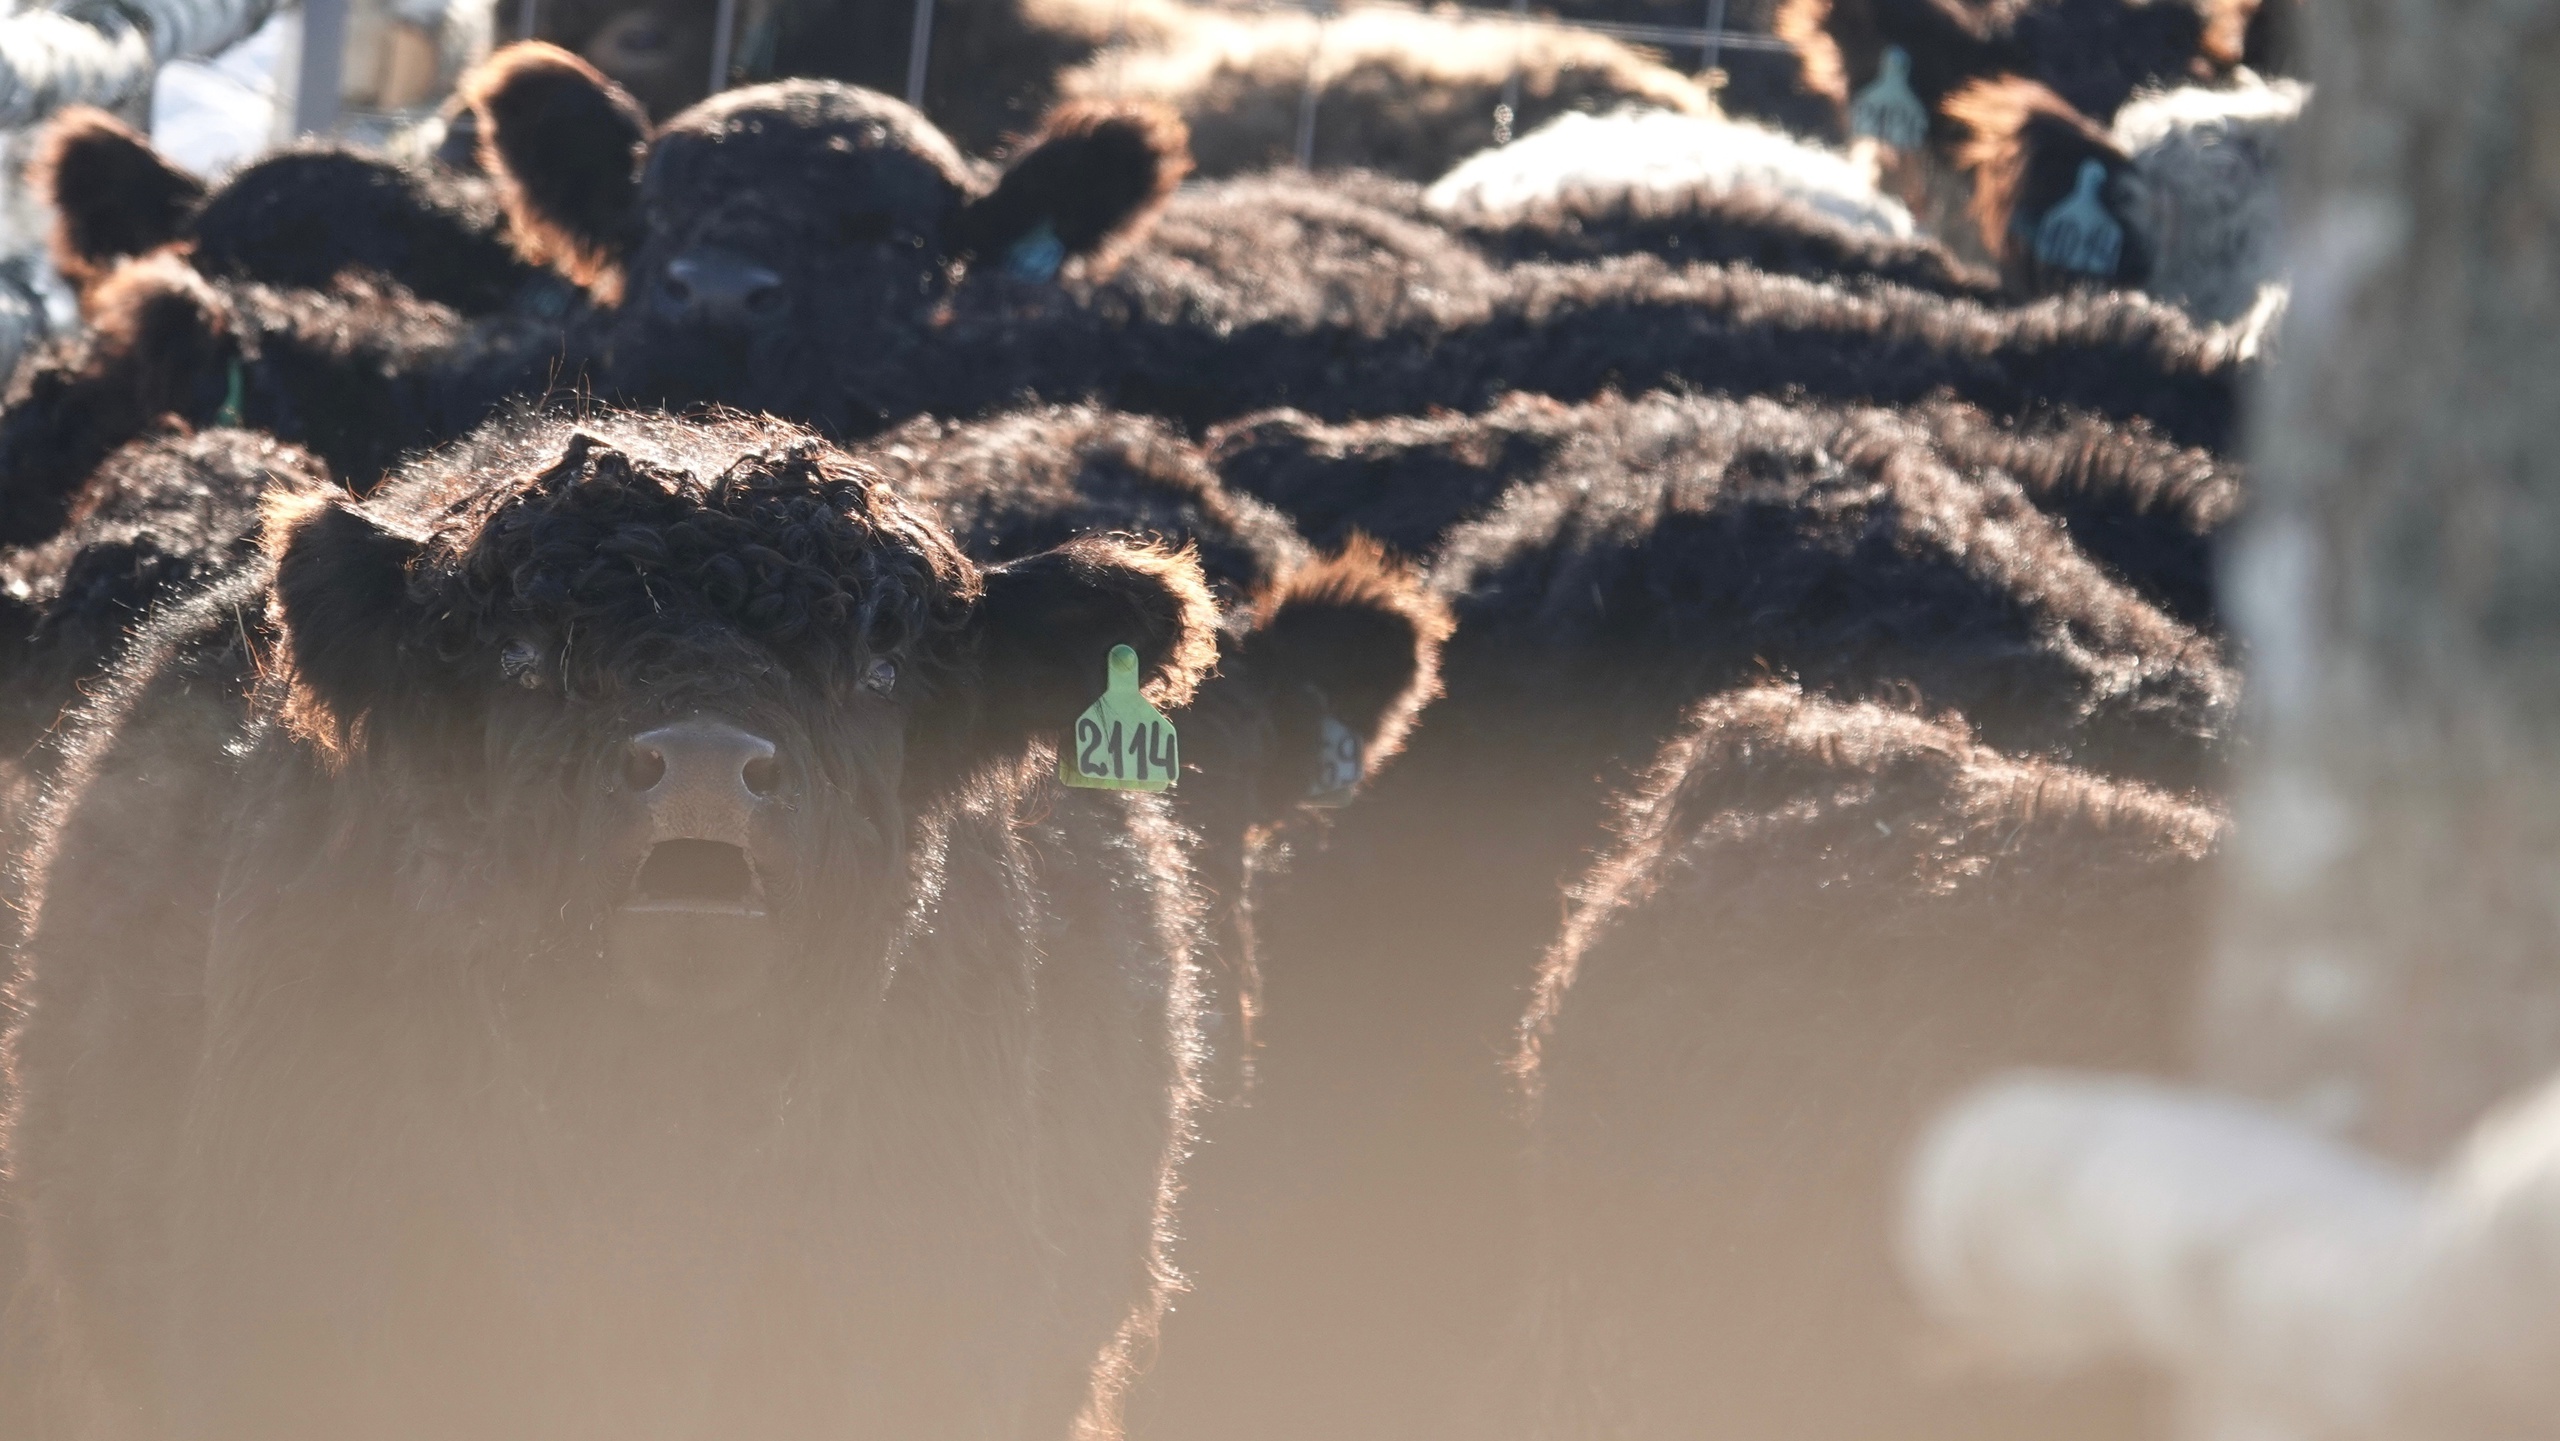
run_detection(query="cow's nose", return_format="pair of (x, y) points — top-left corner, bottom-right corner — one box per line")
(623, 719), (782, 843)
(652, 249), (785, 329)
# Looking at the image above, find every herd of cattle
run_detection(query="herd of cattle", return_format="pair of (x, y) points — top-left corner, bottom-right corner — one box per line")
(0, 2), (2291, 1437)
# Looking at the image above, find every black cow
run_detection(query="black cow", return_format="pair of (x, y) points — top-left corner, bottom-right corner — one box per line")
(0, 409), (1223, 1440)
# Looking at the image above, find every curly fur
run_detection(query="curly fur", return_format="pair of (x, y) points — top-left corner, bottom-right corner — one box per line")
(846, 404), (1451, 1084)
(453, 64), (2246, 450)
(1208, 389), (2244, 629)
(33, 105), (561, 320)
(1509, 684), (2222, 1440)
(1130, 386), (2233, 1441)
(1, 409), (1220, 1437)
(0, 256), (570, 548)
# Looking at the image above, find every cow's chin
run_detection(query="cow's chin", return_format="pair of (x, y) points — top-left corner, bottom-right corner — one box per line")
(605, 840), (785, 1012)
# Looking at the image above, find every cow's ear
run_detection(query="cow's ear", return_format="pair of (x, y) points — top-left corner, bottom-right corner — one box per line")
(1187, 538), (1453, 827)
(462, 42), (650, 297)
(927, 538), (1218, 783)
(265, 490), (431, 757)
(1947, 77), (2143, 286)
(31, 107), (207, 294)
(952, 101), (1191, 279)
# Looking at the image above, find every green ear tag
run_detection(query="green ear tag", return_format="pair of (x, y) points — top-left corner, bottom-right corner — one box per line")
(1305, 714), (1364, 808)
(1061, 644), (1179, 792)
(1850, 46), (1928, 152)
(2033, 160), (2125, 276)
(214, 356), (245, 429)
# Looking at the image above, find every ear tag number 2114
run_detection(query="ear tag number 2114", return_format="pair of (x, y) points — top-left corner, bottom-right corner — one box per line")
(1061, 644), (1180, 793)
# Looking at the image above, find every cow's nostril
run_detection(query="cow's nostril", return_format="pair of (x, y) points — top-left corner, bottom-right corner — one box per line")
(624, 742), (668, 792)
(744, 282), (783, 314)
(741, 754), (781, 798)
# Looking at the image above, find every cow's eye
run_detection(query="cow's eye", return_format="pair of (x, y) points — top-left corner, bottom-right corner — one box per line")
(501, 640), (546, 689)
(862, 658), (897, 697)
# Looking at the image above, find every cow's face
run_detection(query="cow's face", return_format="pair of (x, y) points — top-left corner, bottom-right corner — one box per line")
(267, 414), (1217, 1010)
(464, 46), (1189, 426)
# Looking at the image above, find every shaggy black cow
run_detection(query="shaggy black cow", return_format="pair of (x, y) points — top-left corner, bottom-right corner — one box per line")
(0, 255), (563, 549)
(33, 107), (565, 318)
(1510, 684), (2221, 1441)
(0, 410), (1223, 1440)
(851, 404), (1453, 1078)
(466, 44), (2248, 451)
(1126, 390), (2233, 1441)
(1210, 389), (2242, 630)
(0, 428), (324, 775)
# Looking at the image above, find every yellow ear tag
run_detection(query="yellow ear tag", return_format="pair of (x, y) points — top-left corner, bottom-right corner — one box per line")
(1061, 644), (1179, 792)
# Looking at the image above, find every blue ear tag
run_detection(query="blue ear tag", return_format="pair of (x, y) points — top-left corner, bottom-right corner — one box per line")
(1003, 221), (1068, 283)
(1305, 714), (1365, 808)
(2033, 160), (2125, 276)
(1850, 46), (1928, 153)
(215, 356), (245, 429)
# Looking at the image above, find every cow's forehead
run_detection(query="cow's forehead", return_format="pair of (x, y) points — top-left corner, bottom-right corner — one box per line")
(648, 80), (981, 208)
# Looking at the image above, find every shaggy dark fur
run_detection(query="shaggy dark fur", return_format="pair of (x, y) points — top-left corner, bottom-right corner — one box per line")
(0, 256), (567, 546)
(1205, 392), (1590, 555)
(850, 404), (1452, 1079)
(0, 410), (1221, 1439)
(1126, 389), (2232, 1441)
(1510, 685), (2221, 1441)
(1919, 399), (2238, 626)
(33, 107), (565, 317)
(1447, 172), (2004, 299)
(1210, 390), (2243, 627)
(0, 429), (324, 771)
(463, 57), (2244, 451)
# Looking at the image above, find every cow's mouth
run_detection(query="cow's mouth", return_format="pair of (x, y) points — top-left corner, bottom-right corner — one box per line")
(622, 839), (765, 916)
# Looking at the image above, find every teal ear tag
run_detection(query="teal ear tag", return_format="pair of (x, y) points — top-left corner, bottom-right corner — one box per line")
(1004, 221), (1068, 283)
(214, 356), (245, 429)
(1062, 644), (1179, 792)
(2033, 160), (2125, 276)
(1305, 714), (1364, 809)
(1850, 46), (1928, 152)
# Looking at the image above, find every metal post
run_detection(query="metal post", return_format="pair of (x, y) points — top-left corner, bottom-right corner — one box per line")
(516, 0), (539, 41)
(1497, 0), (1527, 144)
(709, 0), (741, 95)
(905, 0), (935, 108)
(1700, 0), (1727, 79)
(1293, 4), (1328, 168)
(293, 0), (349, 136)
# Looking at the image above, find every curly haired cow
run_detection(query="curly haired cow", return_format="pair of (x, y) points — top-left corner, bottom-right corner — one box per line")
(1126, 390), (2233, 1441)
(0, 410), (1224, 1440)
(1949, 73), (2302, 322)
(0, 429), (325, 774)
(0, 256), (564, 550)
(31, 106), (566, 319)
(1510, 684), (2222, 1441)
(466, 44), (2249, 452)
(850, 404), (1453, 1079)
(1209, 389), (2242, 629)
